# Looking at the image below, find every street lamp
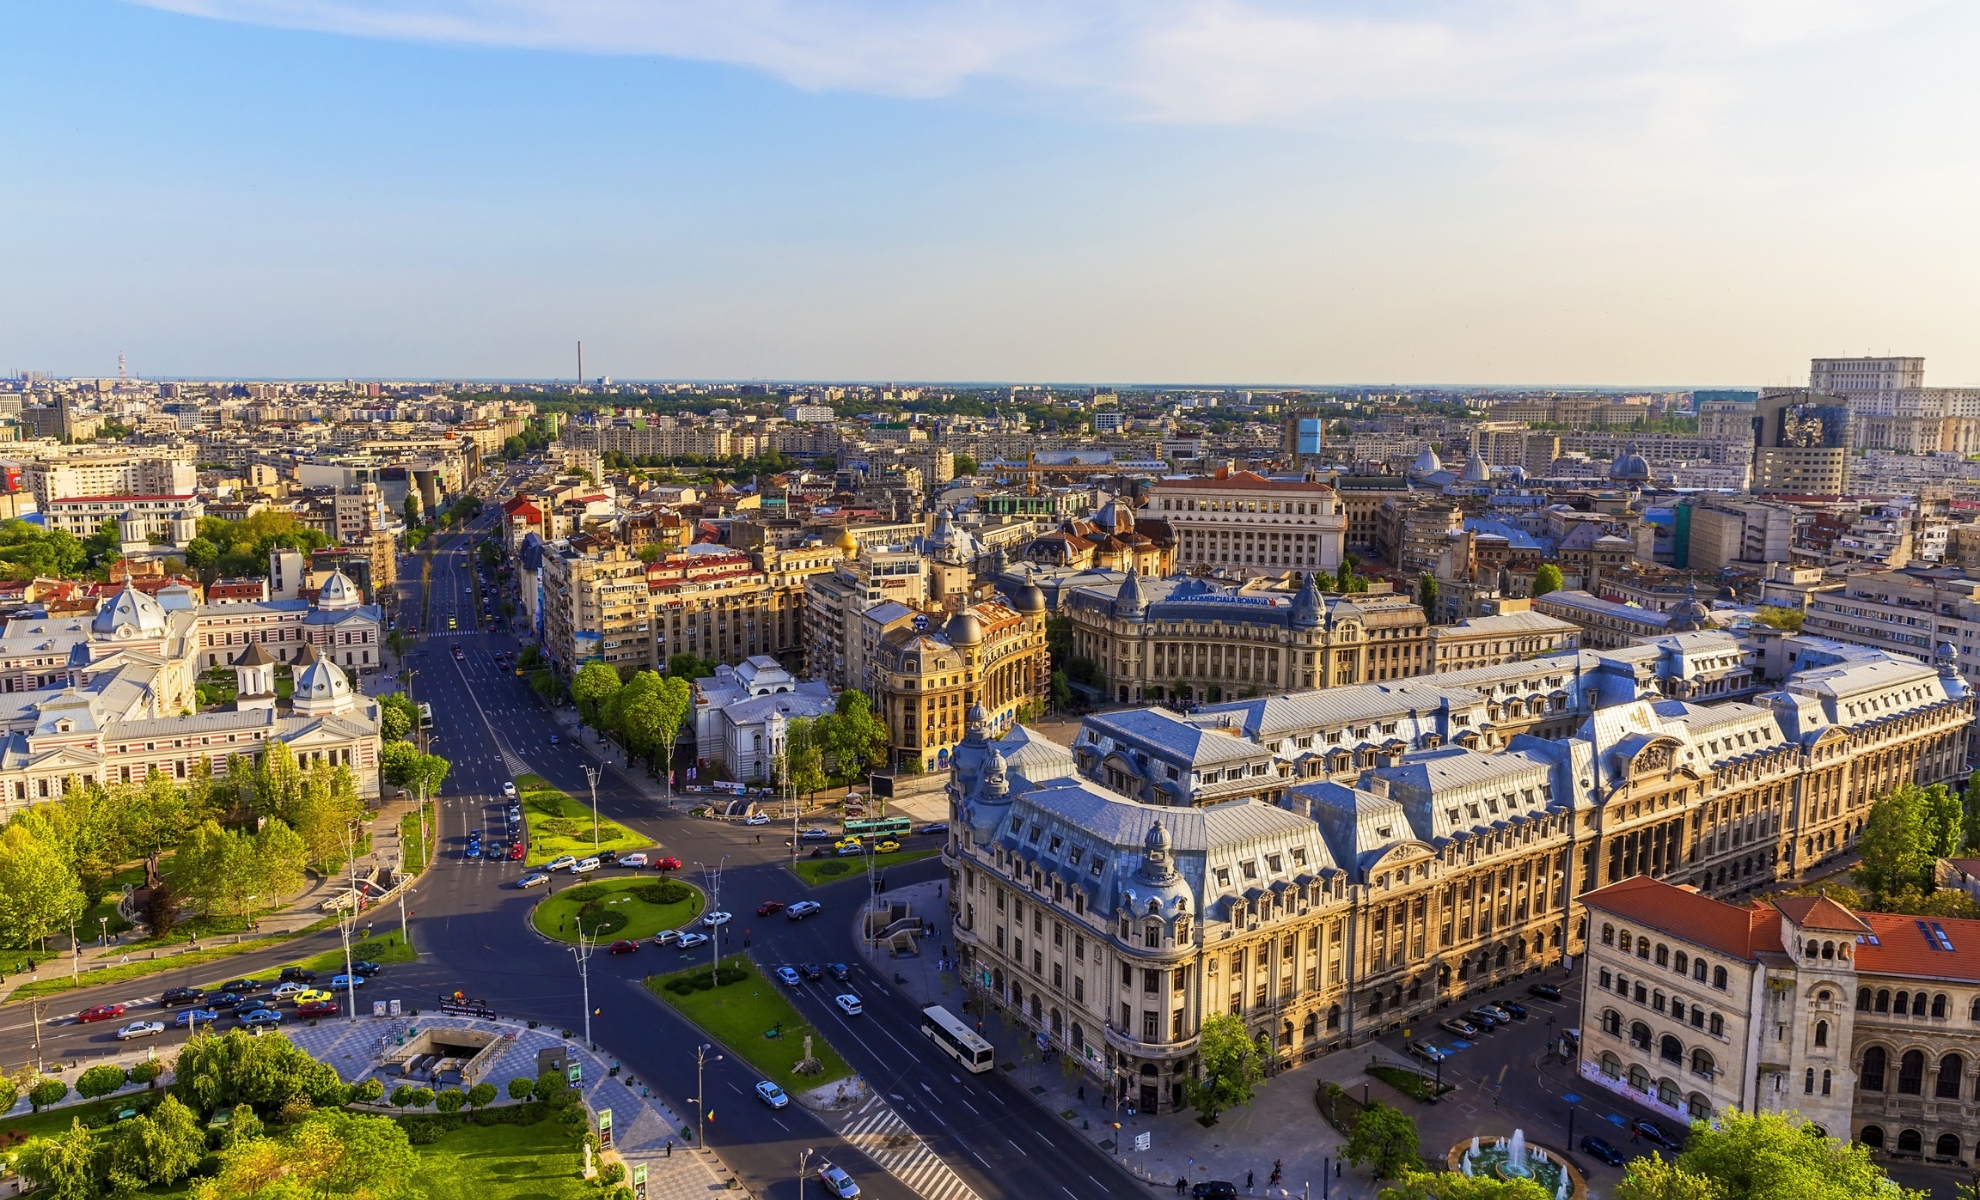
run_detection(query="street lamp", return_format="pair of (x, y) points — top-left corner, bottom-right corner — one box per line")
(338, 820), (362, 1021)
(695, 857), (728, 980)
(98, 916), (108, 948)
(66, 908), (77, 984)
(798, 1148), (814, 1200)
(693, 1043), (723, 1150)
(583, 764), (601, 852)
(571, 927), (596, 1049)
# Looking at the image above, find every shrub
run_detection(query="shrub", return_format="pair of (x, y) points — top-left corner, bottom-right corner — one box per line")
(127, 1060), (164, 1089)
(508, 1077), (534, 1101)
(0, 1078), (17, 1111)
(76, 1064), (128, 1100)
(434, 1089), (466, 1114)
(28, 1078), (67, 1111)
(561, 883), (608, 905)
(599, 1161), (626, 1186)
(467, 1083), (497, 1109)
(633, 881), (693, 905)
(575, 906), (629, 937)
(409, 1087), (435, 1110)
(390, 1085), (415, 1109)
(353, 1079), (386, 1104)
(277, 1097), (316, 1124)
(541, 818), (582, 838)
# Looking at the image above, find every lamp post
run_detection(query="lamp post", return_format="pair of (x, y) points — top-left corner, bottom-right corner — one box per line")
(571, 927), (595, 1049)
(798, 1148), (814, 1200)
(695, 857), (728, 979)
(338, 820), (361, 1021)
(245, 896), (256, 935)
(583, 764), (601, 852)
(66, 908), (77, 983)
(1566, 1095), (1579, 1157)
(98, 915), (108, 948)
(693, 1043), (723, 1149)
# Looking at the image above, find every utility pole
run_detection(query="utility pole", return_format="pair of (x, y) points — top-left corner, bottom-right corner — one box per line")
(693, 1043), (722, 1148)
(696, 857), (728, 980)
(584, 764), (601, 852)
(398, 884), (414, 953)
(571, 927), (596, 1049)
(339, 820), (361, 1020)
(30, 1000), (46, 1072)
(67, 909), (77, 984)
(798, 1148), (813, 1200)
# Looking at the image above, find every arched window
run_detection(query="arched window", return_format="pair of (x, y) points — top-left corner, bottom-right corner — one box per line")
(1686, 1093), (1712, 1121)
(1692, 1049), (1714, 1077)
(1971, 997), (1980, 1022)
(1630, 1021), (1652, 1050)
(1712, 965), (1728, 989)
(1050, 1007), (1064, 1035)
(1656, 944), (1669, 967)
(1073, 1024), (1085, 1051)
(1660, 1035), (1683, 1064)
(1932, 993), (1948, 1019)
(1693, 959), (1708, 982)
(1804, 1067), (1815, 1094)
(1674, 951), (1689, 975)
(1628, 1064), (1650, 1091)
(1862, 1047), (1887, 1091)
(1327, 1004), (1341, 1030)
(1822, 940), (1835, 959)
(1601, 923), (1615, 946)
(1859, 1126), (1885, 1149)
(1603, 1010), (1622, 1036)
(1822, 1069), (1831, 1096)
(1815, 1020), (1829, 1048)
(1619, 931), (1631, 952)
(1657, 1078), (1681, 1107)
(1875, 989), (1890, 1014)
(1897, 1129), (1923, 1154)
(1894, 990), (1910, 1016)
(1600, 1052), (1622, 1079)
(1937, 1134), (1962, 1159)
(1303, 1013), (1318, 1039)
(1857, 987), (1872, 1012)
(1937, 1054), (1963, 1099)
(1709, 1012), (1724, 1037)
(1898, 1049), (1925, 1095)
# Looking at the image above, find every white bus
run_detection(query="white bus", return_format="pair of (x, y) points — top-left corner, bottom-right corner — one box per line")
(920, 1005), (994, 1073)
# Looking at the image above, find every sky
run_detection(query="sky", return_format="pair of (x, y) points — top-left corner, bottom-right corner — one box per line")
(4, 1), (1980, 386)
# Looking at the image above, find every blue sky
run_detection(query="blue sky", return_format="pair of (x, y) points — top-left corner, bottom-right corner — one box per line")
(4, 1), (1979, 385)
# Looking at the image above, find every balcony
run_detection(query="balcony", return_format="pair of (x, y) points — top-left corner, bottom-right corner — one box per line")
(1101, 1022), (1199, 1062)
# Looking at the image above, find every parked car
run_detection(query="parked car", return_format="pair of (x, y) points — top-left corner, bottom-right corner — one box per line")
(776, 966), (803, 987)
(744, 813), (770, 826)
(1406, 1040), (1451, 1064)
(653, 929), (681, 947)
(815, 1163), (860, 1199)
(608, 940), (639, 955)
(1192, 1184), (1239, 1200)
(1635, 1121), (1681, 1151)
(518, 871), (550, 888)
(835, 994), (863, 1016)
(116, 1021), (166, 1041)
(1464, 1009), (1502, 1030)
(174, 1008), (220, 1027)
(1528, 983), (1562, 1001)
(160, 987), (207, 1008)
(677, 932), (710, 950)
(296, 1000), (338, 1017)
(503, 782), (518, 797)
(1474, 1003), (1513, 1023)
(786, 901), (821, 921)
(1496, 1000), (1528, 1020)
(756, 901), (786, 917)
(755, 1080), (790, 1109)
(239, 1008), (284, 1027)
(76, 1004), (127, 1024)
(916, 822), (948, 835)
(702, 911), (732, 928)
(547, 855), (578, 872)
(655, 856), (683, 871)
(1580, 1136), (1628, 1167)
(1438, 1017), (1479, 1039)
(619, 852), (649, 868)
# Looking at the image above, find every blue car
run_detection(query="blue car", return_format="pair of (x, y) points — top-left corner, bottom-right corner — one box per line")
(330, 974), (366, 989)
(174, 1008), (219, 1027)
(239, 1008), (283, 1027)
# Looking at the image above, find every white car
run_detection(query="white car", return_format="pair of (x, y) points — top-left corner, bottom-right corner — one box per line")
(116, 1020), (165, 1041)
(618, 852), (648, 868)
(785, 901), (821, 921)
(677, 932), (711, 950)
(816, 1162), (860, 1199)
(702, 911), (732, 928)
(502, 781), (518, 797)
(744, 813), (770, 826)
(573, 857), (601, 875)
(834, 994), (863, 1016)
(546, 855), (578, 872)
(517, 872), (550, 889)
(653, 929), (680, 947)
(271, 982), (308, 1000)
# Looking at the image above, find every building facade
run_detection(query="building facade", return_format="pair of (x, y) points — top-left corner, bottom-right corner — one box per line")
(1150, 471), (1348, 579)
(540, 534), (655, 678)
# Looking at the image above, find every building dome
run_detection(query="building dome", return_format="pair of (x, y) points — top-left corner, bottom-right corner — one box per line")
(944, 611), (985, 646)
(1462, 451), (1492, 484)
(1290, 571), (1322, 629)
(92, 587), (168, 640)
(1610, 442), (1651, 483)
(834, 527), (860, 554)
(1112, 567), (1147, 618)
(1410, 447), (1444, 476)
(1669, 584), (1713, 633)
(291, 654), (355, 714)
(316, 570), (360, 609)
(1014, 584), (1047, 614)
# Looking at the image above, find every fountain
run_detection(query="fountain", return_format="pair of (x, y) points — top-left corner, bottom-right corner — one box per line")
(1448, 1129), (1584, 1200)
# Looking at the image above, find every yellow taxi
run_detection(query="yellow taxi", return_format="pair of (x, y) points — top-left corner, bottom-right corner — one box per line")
(833, 837), (864, 856)
(448, 617), (457, 630)
(294, 989), (333, 1005)
(875, 840), (901, 854)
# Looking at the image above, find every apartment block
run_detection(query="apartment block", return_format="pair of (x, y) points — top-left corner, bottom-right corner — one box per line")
(541, 535), (654, 678)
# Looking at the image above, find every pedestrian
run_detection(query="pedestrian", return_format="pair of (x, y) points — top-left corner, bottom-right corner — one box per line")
(1246, 1169), (1254, 1194)
(1631, 1127), (1640, 1143)
(665, 1140), (673, 1157)
(1078, 1085), (1085, 1101)
(1176, 1178), (1187, 1196)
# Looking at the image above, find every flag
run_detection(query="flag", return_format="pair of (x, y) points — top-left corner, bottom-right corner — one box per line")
(707, 1112), (715, 1123)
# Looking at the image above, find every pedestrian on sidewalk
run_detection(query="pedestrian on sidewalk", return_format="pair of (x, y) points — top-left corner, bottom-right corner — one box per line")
(665, 1140), (672, 1157)
(1175, 1178), (1186, 1196)
(1246, 1169), (1254, 1193)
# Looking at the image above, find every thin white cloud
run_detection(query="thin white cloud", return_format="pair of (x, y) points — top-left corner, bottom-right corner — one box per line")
(127, 0), (1945, 123)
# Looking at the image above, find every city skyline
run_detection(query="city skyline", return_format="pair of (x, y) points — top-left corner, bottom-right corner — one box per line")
(6, 1), (1978, 383)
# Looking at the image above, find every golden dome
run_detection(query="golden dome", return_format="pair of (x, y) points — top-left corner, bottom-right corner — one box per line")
(834, 527), (860, 554)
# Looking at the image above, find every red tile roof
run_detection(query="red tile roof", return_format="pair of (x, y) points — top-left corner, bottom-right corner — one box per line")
(1153, 471), (1337, 493)
(1772, 895), (1872, 934)
(1852, 912), (1980, 984)
(1581, 876), (1783, 962)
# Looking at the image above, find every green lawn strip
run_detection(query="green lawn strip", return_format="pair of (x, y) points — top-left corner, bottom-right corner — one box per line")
(790, 847), (939, 888)
(514, 774), (646, 867)
(401, 1114), (591, 1200)
(400, 801), (436, 875)
(1, 1094), (163, 1148)
(258, 930), (416, 982)
(530, 877), (703, 944)
(8, 936), (294, 1002)
(647, 958), (852, 1088)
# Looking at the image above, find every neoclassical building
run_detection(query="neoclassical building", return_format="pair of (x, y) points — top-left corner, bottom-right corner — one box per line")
(941, 637), (1974, 1115)
(862, 592), (1050, 772)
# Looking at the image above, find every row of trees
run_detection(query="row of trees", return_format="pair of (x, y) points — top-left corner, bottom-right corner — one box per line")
(780, 691), (889, 794)
(570, 664), (695, 776)
(185, 510), (329, 579)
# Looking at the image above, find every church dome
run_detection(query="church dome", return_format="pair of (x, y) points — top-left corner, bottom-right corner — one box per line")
(92, 587), (167, 640)
(834, 527), (860, 554)
(317, 570), (360, 609)
(1410, 447), (1444, 476)
(1014, 584), (1047, 614)
(292, 655), (354, 714)
(1610, 442), (1652, 483)
(1462, 452), (1492, 484)
(944, 611), (985, 646)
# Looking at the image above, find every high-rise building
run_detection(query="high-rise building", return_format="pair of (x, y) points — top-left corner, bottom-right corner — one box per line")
(1752, 390), (1852, 497)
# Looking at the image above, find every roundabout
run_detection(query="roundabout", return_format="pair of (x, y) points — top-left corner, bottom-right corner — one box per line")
(530, 875), (704, 943)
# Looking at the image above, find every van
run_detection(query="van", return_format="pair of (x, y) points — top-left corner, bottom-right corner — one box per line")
(573, 857), (601, 875)
(786, 901), (822, 921)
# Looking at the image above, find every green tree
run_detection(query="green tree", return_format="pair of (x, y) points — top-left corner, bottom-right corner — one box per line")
(435, 1087), (466, 1113)
(1416, 573), (1439, 623)
(571, 660), (624, 728)
(16, 1118), (99, 1200)
(1045, 614), (1074, 672)
(786, 717), (827, 800)
(1379, 1172), (1552, 1200)
(108, 1094), (206, 1191)
(1965, 767), (1980, 856)
(1755, 606), (1805, 633)
(29, 1078), (70, 1110)
(665, 652), (718, 680)
(823, 689), (889, 777)
(0, 824), (88, 950)
(195, 1108), (417, 1200)
(1187, 1012), (1263, 1122)
(408, 1086), (435, 1109)
(477, 541), (501, 568)
(507, 1077), (534, 1100)
(1532, 563), (1563, 597)
(378, 693), (418, 742)
(351, 1079), (385, 1104)
(1614, 1155), (1727, 1200)
(467, 1082), (497, 1109)
(1674, 1110), (1922, 1200)
(171, 1028), (345, 1117)
(83, 518), (124, 568)
(403, 493), (422, 528)
(952, 453), (978, 476)
(0, 519), (87, 580)
(75, 1063), (127, 1100)
(1340, 1100), (1419, 1180)
(184, 536), (220, 571)
(1051, 670), (1072, 711)
(1856, 784), (1944, 901)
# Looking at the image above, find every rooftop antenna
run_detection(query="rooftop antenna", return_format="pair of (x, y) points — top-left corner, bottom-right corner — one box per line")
(577, 341), (583, 388)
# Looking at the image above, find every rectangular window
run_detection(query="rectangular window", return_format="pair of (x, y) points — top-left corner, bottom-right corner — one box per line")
(1143, 969), (1159, 995)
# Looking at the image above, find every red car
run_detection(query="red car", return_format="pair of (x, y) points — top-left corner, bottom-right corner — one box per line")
(507, 843), (525, 861)
(607, 940), (639, 955)
(756, 901), (785, 916)
(297, 999), (338, 1017)
(655, 856), (683, 871)
(76, 1004), (126, 1023)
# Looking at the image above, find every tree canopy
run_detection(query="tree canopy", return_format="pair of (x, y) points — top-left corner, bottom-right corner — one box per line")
(1341, 1101), (1420, 1180)
(1187, 1012), (1263, 1121)
(1532, 563), (1564, 597)
(195, 511), (330, 578)
(0, 519), (86, 580)
(1855, 782), (1963, 903)
(1663, 1110), (1922, 1200)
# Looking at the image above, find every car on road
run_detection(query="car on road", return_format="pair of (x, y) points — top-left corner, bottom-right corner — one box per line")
(77, 1004), (127, 1023)
(755, 1080), (790, 1109)
(174, 1008), (220, 1027)
(676, 932), (710, 950)
(453, 646), (464, 660)
(296, 1000), (338, 1017)
(1463, 1009), (1502, 1030)
(548, 734), (560, 745)
(786, 901), (821, 921)
(744, 812), (770, 826)
(834, 994), (863, 1016)
(329, 974), (365, 989)
(598, 850), (620, 866)
(775, 966), (802, 987)
(800, 963), (823, 981)
(655, 856), (682, 871)
(1635, 1121), (1681, 1151)
(295, 989), (333, 1005)
(116, 1021), (166, 1041)
(1438, 1017), (1480, 1040)
(271, 982), (309, 1000)
(508, 844), (526, 861)
(653, 930), (680, 947)
(279, 967), (318, 984)
(800, 827), (833, 841)
(815, 1162), (860, 1199)
(619, 853), (648, 868)
(702, 911), (732, 927)
(160, 987), (207, 1008)
(755, 901), (785, 916)
(607, 940), (640, 955)
(503, 782), (517, 797)
(826, 963), (850, 982)
(1528, 983), (1562, 1001)
(1192, 1184), (1239, 1200)
(483, 844), (507, 861)
(834, 841), (865, 857)
(1580, 1136), (1628, 1167)
(833, 836), (862, 852)
(239, 1008), (284, 1027)
(573, 857), (600, 875)
(546, 855), (578, 872)
(874, 840), (900, 854)
(220, 977), (265, 993)
(915, 822), (948, 835)
(1406, 1040), (1451, 1064)
(518, 872), (550, 888)
(1495, 1000), (1528, 1020)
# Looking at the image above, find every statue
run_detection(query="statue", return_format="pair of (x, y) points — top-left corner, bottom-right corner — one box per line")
(793, 1034), (823, 1077)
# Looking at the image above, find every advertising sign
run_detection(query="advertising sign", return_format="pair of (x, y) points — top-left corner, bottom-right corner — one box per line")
(597, 1109), (613, 1150)
(567, 1061), (583, 1086)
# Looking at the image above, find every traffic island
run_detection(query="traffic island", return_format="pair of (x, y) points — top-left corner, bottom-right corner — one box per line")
(644, 959), (852, 1100)
(531, 878), (703, 944)
(515, 774), (647, 867)
(789, 847), (940, 887)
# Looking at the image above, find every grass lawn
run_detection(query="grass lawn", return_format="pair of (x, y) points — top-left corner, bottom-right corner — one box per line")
(1, 1094), (162, 1146)
(531, 877), (701, 944)
(272, 929), (417, 980)
(515, 774), (646, 867)
(647, 958), (851, 1088)
(9, 935), (293, 1002)
(400, 800), (436, 875)
(403, 1115), (590, 1200)
(790, 847), (940, 888)
(85, 863), (147, 938)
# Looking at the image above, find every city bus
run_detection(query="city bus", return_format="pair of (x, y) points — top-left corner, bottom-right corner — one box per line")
(920, 1005), (993, 1073)
(417, 703), (434, 732)
(842, 815), (911, 839)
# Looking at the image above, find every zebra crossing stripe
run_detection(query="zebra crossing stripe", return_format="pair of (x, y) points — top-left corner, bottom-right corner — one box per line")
(838, 1100), (978, 1200)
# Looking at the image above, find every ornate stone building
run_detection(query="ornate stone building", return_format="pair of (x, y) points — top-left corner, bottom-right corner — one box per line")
(862, 592), (1050, 772)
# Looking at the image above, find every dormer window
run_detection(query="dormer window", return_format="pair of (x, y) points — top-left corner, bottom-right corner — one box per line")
(1377, 826), (1393, 838)
(1215, 868), (1232, 887)
(1290, 847), (1307, 867)
(1240, 861), (1258, 880)
(1069, 847), (1083, 866)
(1266, 854), (1283, 874)
(1049, 836), (1062, 853)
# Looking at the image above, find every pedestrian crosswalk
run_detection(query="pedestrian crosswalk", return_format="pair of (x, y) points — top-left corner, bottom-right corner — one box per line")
(840, 1095), (979, 1200)
(499, 748), (532, 777)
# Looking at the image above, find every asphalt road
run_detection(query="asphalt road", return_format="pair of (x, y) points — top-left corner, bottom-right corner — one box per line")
(0, 496), (1150, 1200)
